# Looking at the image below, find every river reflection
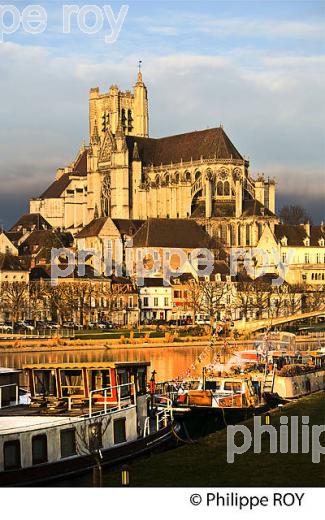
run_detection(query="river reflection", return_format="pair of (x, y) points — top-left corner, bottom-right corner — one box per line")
(0, 346), (214, 385)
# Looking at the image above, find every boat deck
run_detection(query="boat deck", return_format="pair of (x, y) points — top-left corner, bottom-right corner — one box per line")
(0, 402), (133, 434)
(0, 402), (131, 417)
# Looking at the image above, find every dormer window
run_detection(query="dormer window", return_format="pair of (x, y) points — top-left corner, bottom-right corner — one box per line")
(303, 237), (310, 247)
(280, 236), (288, 246)
(319, 238), (325, 247)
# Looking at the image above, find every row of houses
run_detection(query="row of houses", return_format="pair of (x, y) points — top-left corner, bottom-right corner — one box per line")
(0, 212), (324, 325)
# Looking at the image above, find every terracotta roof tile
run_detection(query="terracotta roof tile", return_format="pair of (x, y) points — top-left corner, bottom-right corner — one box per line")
(126, 127), (243, 167)
(39, 172), (72, 199)
(241, 200), (275, 217)
(38, 150), (88, 199)
(76, 217), (108, 238)
(274, 224), (307, 246)
(132, 218), (218, 249)
(112, 219), (144, 236)
(10, 213), (52, 232)
(191, 199), (273, 218)
(275, 224), (325, 246)
(0, 253), (28, 272)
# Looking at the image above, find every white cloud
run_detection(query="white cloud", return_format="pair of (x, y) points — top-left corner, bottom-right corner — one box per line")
(0, 42), (324, 223)
(199, 17), (325, 40)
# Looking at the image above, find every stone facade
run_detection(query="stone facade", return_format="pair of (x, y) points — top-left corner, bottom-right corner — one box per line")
(29, 72), (278, 248)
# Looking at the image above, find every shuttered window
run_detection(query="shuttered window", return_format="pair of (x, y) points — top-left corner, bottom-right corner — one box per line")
(60, 429), (77, 458)
(32, 435), (48, 465)
(4, 440), (21, 470)
(114, 418), (126, 444)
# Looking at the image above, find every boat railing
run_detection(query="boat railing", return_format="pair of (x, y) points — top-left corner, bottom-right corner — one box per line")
(0, 383), (19, 409)
(143, 396), (174, 437)
(88, 382), (136, 418)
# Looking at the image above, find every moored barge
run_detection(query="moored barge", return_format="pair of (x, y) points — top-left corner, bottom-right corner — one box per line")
(0, 361), (174, 486)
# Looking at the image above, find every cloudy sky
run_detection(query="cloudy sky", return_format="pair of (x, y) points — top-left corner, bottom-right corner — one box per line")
(0, 0), (324, 229)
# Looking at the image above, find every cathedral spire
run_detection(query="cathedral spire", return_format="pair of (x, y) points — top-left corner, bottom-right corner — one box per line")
(137, 60), (143, 83)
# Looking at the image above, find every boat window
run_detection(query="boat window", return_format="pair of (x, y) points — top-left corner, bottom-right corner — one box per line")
(224, 382), (242, 393)
(113, 418), (126, 444)
(60, 369), (84, 396)
(205, 381), (220, 391)
(88, 423), (103, 452)
(117, 369), (130, 398)
(135, 367), (147, 395)
(32, 435), (48, 465)
(33, 370), (57, 397)
(89, 370), (112, 394)
(60, 429), (77, 458)
(4, 440), (21, 470)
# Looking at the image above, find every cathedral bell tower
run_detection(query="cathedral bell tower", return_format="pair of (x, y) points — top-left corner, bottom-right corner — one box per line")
(133, 67), (149, 137)
(88, 67), (149, 139)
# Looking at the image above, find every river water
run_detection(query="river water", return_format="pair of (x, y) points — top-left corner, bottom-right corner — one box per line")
(0, 345), (214, 383)
(1, 336), (323, 385)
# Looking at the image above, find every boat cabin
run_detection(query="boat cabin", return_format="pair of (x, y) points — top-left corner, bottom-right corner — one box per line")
(0, 368), (20, 409)
(174, 376), (260, 408)
(267, 351), (325, 371)
(23, 362), (150, 408)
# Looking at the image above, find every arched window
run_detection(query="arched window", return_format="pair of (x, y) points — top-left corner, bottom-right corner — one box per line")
(221, 224), (227, 244)
(121, 108), (126, 130)
(185, 171), (191, 182)
(127, 109), (133, 131)
(175, 173), (180, 183)
(246, 224), (250, 246)
(155, 175), (160, 187)
(195, 171), (201, 180)
(230, 225), (236, 246)
(224, 181), (230, 196)
(217, 181), (223, 196)
(165, 174), (170, 185)
(257, 223), (263, 241)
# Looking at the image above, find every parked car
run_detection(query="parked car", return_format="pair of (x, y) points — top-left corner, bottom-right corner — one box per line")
(0, 322), (13, 332)
(64, 322), (82, 330)
(102, 321), (116, 330)
(16, 320), (35, 331)
(195, 314), (211, 325)
(168, 318), (192, 326)
(152, 319), (167, 326)
(47, 321), (60, 329)
(62, 322), (75, 329)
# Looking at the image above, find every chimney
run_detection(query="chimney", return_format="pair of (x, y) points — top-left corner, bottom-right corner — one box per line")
(304, 221), (310, 237)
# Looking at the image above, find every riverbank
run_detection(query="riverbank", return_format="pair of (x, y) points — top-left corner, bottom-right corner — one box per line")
(56, 391), (325, 487)
(0, 334), (322, 353)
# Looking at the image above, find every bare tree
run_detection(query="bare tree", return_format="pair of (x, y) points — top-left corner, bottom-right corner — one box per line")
(44, 283), (73, 324)
(197, 279), (229, 323)
(28, 280), (48, 324)
(1, 281), (28, 324)
(286, 283), (304, 315)
(76, 416), (111, 487)
(184, 278), (202, 324)
(279, 205), (312, 225)
(234, 281), (259, 320)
